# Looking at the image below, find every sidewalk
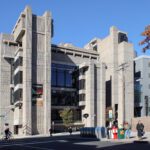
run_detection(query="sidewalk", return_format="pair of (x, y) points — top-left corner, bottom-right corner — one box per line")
(12, 131), (80, 140)
(101, 132), (150, 143)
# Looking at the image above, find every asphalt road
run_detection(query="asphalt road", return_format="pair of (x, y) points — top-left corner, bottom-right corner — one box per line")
(0, 135), (150, 150)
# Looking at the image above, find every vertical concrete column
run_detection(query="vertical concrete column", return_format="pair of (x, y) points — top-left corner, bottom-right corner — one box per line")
(22, 6), (32, 135)
(99, 63), (106, 127)
(43, 11), (51, 134)
(85, 62), (95, 127)
(110, 27), (119, 114)
(118, 70), (124, 126)
(0, 35), (2, 133)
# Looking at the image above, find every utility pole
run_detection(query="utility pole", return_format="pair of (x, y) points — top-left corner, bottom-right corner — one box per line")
(117, 62), (129, 126)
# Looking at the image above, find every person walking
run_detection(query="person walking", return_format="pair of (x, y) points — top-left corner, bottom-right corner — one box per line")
(4, 123), (10, 140)
(136, 120), (144, 140)
(49, 128), (53, 137)
(68, 127), (72, 135)
(124, 122), (131, 139)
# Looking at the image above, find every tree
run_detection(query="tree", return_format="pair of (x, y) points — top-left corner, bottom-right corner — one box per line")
(59, 108), (73, 127)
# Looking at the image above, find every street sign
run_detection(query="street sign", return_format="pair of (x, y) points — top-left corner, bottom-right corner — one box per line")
(109, 110), (113, 119)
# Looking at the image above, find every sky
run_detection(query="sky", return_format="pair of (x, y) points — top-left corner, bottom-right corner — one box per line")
(0, 0), (150, 56)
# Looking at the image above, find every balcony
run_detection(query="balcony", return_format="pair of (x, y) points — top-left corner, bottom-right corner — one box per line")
(10, 84), (14, 88)
(79, 101), (85, 107)
(12, 13), (26, 42)
(15, 47), (23, 58)
(79, 89), (85, 94)
(14, 84), (23, 92)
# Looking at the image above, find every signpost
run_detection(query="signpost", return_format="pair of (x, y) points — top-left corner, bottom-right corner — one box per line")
(109, 110), (113, 119)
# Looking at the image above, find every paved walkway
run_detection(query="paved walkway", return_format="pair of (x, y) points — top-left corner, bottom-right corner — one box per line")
(12, 131), (80, 139)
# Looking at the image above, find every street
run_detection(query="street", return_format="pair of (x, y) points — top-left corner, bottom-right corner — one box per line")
(0, 135), (150, 150)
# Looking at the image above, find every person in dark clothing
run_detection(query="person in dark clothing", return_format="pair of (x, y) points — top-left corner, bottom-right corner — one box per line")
(49, 128), (53, 137)
(4, 123), (10, 140)
(136, 120), (144, 140)
(68, 127), (72, 135)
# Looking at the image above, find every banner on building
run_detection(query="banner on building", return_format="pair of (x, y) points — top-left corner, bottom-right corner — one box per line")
(32, 84), (43, 98)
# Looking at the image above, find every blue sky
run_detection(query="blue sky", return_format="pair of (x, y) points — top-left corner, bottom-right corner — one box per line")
(0, 0), (150, 56)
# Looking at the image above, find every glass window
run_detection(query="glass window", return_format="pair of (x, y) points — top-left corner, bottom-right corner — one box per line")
(14, 89), (22, 103)
(52, 90), (78, 106)
(66, 70), (72, 87)
(52, 68), (57, 86)
(79, 79), (85, 90)
(14, 57), (23, 70)
(51, 63), (78, 88)
(57, 69), (65, 87)
(79, 94), (85, 101)
(14, 71), (22, 86)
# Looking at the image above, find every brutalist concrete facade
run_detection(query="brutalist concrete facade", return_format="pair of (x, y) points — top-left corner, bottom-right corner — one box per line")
(134, 56), (150, 117)
(0, 6), (51, 135)
(0, 6), (134, 136)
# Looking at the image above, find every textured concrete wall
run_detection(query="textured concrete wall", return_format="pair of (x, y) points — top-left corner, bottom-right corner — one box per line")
(0, 34), (16, 134)
(22, 6), (32, 135)
(97, 26), (134, 126)
(118, 42), (134, 125)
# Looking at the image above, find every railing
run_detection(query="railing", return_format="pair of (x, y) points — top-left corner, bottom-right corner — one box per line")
(22, 124), (32, 135)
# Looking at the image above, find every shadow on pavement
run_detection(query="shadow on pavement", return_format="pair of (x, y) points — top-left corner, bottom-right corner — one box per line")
(0, 135), (150, 150)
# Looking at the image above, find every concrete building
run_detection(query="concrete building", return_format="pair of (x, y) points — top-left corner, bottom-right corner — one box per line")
(0, 6), (134, 136)
(86, 28), (135, 126)
(134, 56), (150, 117)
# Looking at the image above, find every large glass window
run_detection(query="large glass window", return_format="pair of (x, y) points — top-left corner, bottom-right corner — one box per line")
(52, 90), (78, 106)
(51, 63), (78, 88)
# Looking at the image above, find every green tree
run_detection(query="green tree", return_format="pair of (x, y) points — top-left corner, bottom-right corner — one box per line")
(59, 108), (73, 127)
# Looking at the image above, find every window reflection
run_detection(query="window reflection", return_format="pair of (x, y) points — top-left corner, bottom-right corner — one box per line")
(51, 63), (78, 88)
(52, 90), (78, 106)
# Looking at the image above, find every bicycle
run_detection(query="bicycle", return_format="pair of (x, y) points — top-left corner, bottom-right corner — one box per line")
(1, 132), (14, 142)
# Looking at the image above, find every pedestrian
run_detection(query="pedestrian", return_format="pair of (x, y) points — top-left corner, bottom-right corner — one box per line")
(124, 122), (131, 139)
(49, 128), (53, 137)
(68, 127), (72, 135)
(136, 120), (144, 140)
(4, 123), (10, 140)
